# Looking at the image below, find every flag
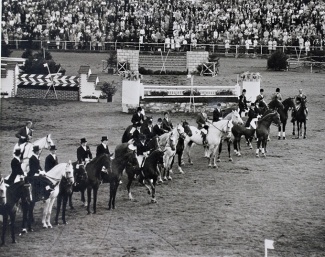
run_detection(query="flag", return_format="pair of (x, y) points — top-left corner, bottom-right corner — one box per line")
(43, 63), (48, 67)
(265, 239), (274, 249)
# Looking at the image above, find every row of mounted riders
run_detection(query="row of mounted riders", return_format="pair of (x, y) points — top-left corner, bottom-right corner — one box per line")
(0, 97), (307, 245)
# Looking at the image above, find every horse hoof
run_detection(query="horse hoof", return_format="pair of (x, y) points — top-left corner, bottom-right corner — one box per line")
(303, 136), (306, 139)
(278, 136), (281, 140)
(63, 221), (68, 225)
(43, 225), (48, 229)
(168, 176), (172, 180)
(178, 169), (184, 174)
(21, 229), (27, 234)
(151, 199), (157, 203)
(283, 137), (286, 140)
(216, 158), (221, 163)
(229, 158), (233, 162)
(256, 154), (259, 158)
(158, 179), (163, 184)
(12, 240), (16, 244)
(48, 225), (53, 229)
(213, 165), (217, 169)
(189, 161), (193, 165)
(181, 161), (185, 166)
(262, 154), (266, 158)
(163, 176), (167, 181)
(87, 212), (91, 215)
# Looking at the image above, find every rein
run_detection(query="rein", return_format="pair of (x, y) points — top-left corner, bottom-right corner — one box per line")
(207, 120), (231, 134)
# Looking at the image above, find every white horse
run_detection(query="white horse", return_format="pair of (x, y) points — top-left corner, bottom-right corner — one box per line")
(0, 176), (7, 206)
(21, 162), (74, 231)
(159, 124), (185, 180)
(41, 162), (74, 228)
(184, 119), (233, 168)
(184, 110), (242, 164)
(13, 134), (54, 173)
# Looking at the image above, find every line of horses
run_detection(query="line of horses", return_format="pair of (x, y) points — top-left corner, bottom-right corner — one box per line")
(0, 97), (307, 245)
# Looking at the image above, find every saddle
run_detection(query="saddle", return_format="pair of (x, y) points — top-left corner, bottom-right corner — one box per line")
(28, 176), (56, 202)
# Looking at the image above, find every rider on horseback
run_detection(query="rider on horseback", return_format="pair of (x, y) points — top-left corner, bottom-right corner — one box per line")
(134, 134), (150, 177)
(255, 88), (265, 106)
(15, 121), (33, 154)
(295, 89), (308, 120)
(4, 148), (25, 185)
(245, 103), (258, 128)
(77, 138), (93, 165)
(16, 121), (33, 145)
(130, 107), (145, 134)
(271, 88), (282, 101)
(196, 106), (209, 146)
(239, 89), (248, 117)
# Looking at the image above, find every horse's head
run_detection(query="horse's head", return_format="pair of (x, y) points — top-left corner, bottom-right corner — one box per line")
(0, 177), (7, 205)
(147, 136), (160, 152)
(126, 151), (139, 170)
(272, 112), (281, 126)
(182, 120), (193, 137)
(268, 99), (284, 111)
(75, 163), (88, 182)
(167, 132), (177, 151)
(230, 110), (244, 125)
(283, 98), (296, 111)
(224, 120), (234, 139)
(64, 161), (75, 185)
(100, 154), (112, 174)
(176, 124), (186, 139)
(46, 134), (54, 148)
(22, 182), (33, 204)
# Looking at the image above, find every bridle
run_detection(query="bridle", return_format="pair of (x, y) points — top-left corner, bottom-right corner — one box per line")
(209, 120), (232, 137)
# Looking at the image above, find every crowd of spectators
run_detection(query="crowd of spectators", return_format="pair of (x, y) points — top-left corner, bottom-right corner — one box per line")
(2, 0), (325, 51)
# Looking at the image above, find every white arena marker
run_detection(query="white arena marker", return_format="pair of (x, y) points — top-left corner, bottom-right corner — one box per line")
(265, 239), (274, 257)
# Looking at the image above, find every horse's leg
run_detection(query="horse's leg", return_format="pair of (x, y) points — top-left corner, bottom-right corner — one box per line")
(227, 139), (232, 161)
(112, 180), (119, 209)
(55, 194), (62, 225)
(8, 211), (16, 244)
(282, 122), (286, 140)
(27, 202), (35, 231)
(256, 139), (261, 157)
(62, 194), (68, 224)
(68, 191), (74, 209)
(21, 201), (29, 233)
(303, 121), (307, 139)
(42, 200), (50, 228)
(186, 143), (194, 165)
(93, 186), (98, 214)
(217, 140), (222, 162)
(292, 121), (296, 136)
(212, 145), (219, 168)
(81, 190), (87, 207)
(127, 174), (135, 201)
(1, 212), (8, 245)
(278, 125), (281, 140)
(170, 155), (175, 174)
(86, 187), (92, 214)
(46, 197), (56, 228)
(150, 178), (157, 203)
(177, 151), (184, 174)
(261, 139), (266, 157)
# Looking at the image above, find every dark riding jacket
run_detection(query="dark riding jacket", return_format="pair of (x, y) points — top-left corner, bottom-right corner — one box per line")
(15, 127), (33, 145)
(6, 157), (24, 185)
(29, 154), (43, 177)
(239, 94), (248, 110)
(213, 109), (222, 122)
(131, 112), (144, 126)
(162, 118), (173, 132)
(45, 154), (58, 172)
(96, 143), (110, 158)
(77, 145), (93, 164)
(153, 124), (165, 136)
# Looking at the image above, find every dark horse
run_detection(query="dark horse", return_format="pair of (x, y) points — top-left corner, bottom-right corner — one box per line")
(121, 116), (153, 143)
(84, 154), (112, 214)
(170, 120), (193, 174)
(292, 98), (307, 139)
(0, 179), (32, 245)
(114, 143), (140, 202)
(68, 163), (88, 209)
(268, 99), (295, 140)
(138, 149), (165, 203)
(54, 175), (74, 225)
(256, 112), (281, 157)
(231, 124), (256, 157)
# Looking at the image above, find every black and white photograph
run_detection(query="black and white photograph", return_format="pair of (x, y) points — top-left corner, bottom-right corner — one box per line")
(1, 0), (324, 256)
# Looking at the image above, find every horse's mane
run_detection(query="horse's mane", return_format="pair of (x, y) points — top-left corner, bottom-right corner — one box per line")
(259, 112), (277, 122)
(268, 99), (284, 110)
(46, 163), (67, 177)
